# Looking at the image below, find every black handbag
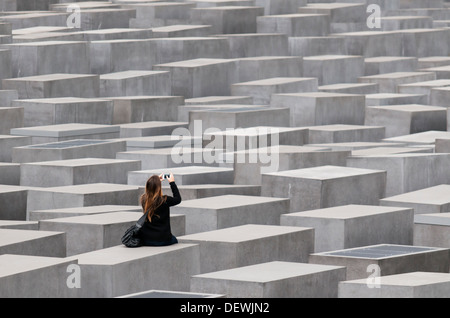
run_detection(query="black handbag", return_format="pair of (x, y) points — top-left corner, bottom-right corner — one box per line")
(121, 210), (149, 248)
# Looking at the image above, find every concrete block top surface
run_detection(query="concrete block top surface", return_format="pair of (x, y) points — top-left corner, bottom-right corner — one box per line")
(11, 124), (120, 137)
(6, 40), (86, 47)
(0, 254), (74, 278)
(205, 126), (308, 136)
(179, 224), (312, 242)
(130, 166), (233, 175)
(415, 213), (450, 226)
(0, 229), (64, 246)
(284, 204), (412, 219)
(307, 124), (383, 132)
(360, 71), (436, 79)
(0, 185), (29, 193)
(71, 243), (199, 265)
(192, 261), (345, 282)
(399, 79), (450, 87)
(303, 54), (362, 61)
(233, 77), (317, 86)
(30, 183), (140, 195)
(381, 185), (450, 205)
(4, 73), (98, 82)
(120, 121), (188, 129)
(313, 244), (448, 260)
(33, 205), (141, 215)
(14, 97), (111, 104)
(155, 58), (231, 68)
(367, 104), (447, 112)
(274, 92), (362, 98)
(19, 139), (123, 150)
(263, 165), (385, 180)
(22, 158), (140, 167)
(176, 194), (288, 209)
(350, 147), (432, 156)
(100, 70), (169, 80)
(383, 131), (450, 144)
(39, 211), (143, 225)
(0, 220), (38, 229)
(341, 271), (450, 286)
(233, 145), (332, 155)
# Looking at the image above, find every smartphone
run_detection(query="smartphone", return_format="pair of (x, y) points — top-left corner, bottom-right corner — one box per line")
(164, 173), (170, 179)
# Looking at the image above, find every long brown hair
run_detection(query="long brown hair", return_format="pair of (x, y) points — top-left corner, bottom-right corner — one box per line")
(140, 175), (167, 222)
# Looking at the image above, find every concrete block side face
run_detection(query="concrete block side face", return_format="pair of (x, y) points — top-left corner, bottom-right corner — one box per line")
(0, 231), (66, 258)
(78, 264), (113, 298)
(320, 172), (386, 208)
(338, 282), (413, 298)
(0, 258), (79, 298)
(309, 254), (375, 281)
(343, 210), (414, 249)
(0, 190), (27, 220)
(414, 224), (450, 248)
(20, 165), (73, 187)
(173, 207), (218, 235)
(261, 174), (322, 212)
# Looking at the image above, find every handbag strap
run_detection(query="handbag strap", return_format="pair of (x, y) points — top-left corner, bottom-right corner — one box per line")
(136, 209), (150, 229)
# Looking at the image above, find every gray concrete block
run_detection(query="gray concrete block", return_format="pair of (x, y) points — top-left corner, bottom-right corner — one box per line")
(0, 228), (66, 257)
(0, 107), (23, 135)
(73, 243), (200, 297)
(417, 56), (450, 69)
(30, 204), (142, 222)
(20, 158), (141, 187)
(76, 28), (153, 41)
(256, 0), (306, 15)
(365, 93), (427, 106)
(161, 184), (261, 200)
(0, 185), (28, 220)
(73, 8), (136, 31)
(10, 123), (120, 145)
(188, 106), (290, 134)
(2, 73), (100, 99)
(153, 58), (238, 98)
(109, 96), (184, 124)
(39, 211), (184, 256)
(179, 224), (314, 273)
(304, 142), (407, 152)
(184, 96), (253, 105)
(414, 213), (450, 248)
(306, 124), (385, 144)
(190, 261), (346, 298)
(0, 162), (20, 185)
(190, 6), (264, 34)
(380, 16), (433, 31)
(350, 146), (432, 157)
(231, 77), (317, 105)
(309, 244), (450, 280)
(99, 70), (171, 97)
(26, 183), (141, 213)
(303, 55), (365, 85)
(0, 49), (11, 82)
(0, 89), (18, 108)
(436, 138), (450, 153)
(281, 205), (414, 253)
(261, 165), (386, 212)
(348, 153), (450, 197)
(318, 83), (379, 95)
(150, 37), (231, 65)
(215, 33), (288, 58)
(178, 104), (258, 122)
(128, 166), (234, 186)
(233, 56), (302, 83)
(333, 31), (404, 57)
(171, 194), (289, 234)
(380, 184), (450, 215)
(12, 139), (126, 164)
(398, 80), (450, 105)
(288, 36), (347, 57)
(365, 105), (447, 138)
(126, 2), (196, 28)
(151, 25), (212, 38)
(119, 121), (188, 138)
(117, 289), (224, 298)
(124, 135), (200, 151)
(232, 145), (350, 185)
(358, 72), (436, 93)
(203, 126), (309, 150)
(399, 28), (450, 57)
(0, 12), (68, 30)
(0, 254), (78, 298)
(116, 147), (220, 170)
(339, 272), (450, 298)
(12, 97), (114, 127)
(382, 131), (450, 146)
(420, 65), (450, 81)
(88, 39), (156, 75)
(364, 56), (418, 76)
(0, 220), (38, 230)
(6, 41), (90, 78)
(257, 13), (330, 36)
(270, 92), (366, 127)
